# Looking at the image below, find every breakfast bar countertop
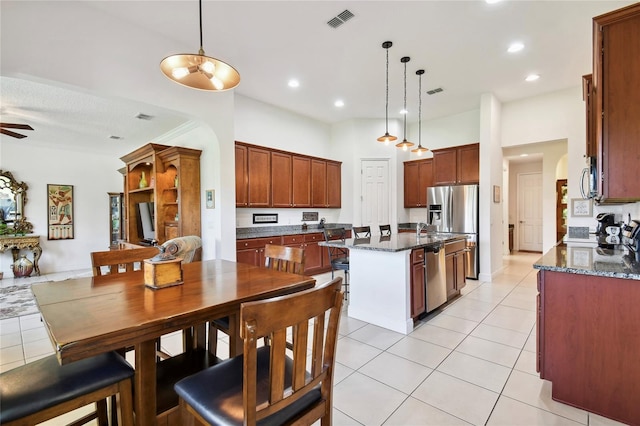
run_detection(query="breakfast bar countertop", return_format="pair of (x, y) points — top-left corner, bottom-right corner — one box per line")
(320, 233), (466, 253)
(533, 242), (640, 280)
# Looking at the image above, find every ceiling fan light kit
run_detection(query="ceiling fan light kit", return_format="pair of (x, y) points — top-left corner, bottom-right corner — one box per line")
(377, 41), (397, 144)
(160, 0), (240, 91)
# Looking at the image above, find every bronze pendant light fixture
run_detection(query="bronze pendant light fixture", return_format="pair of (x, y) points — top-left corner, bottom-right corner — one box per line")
(396, 56), (414, 151)
(160, 0), (240, 91)
(377, 41), (397, 144)
(411, 69), (429, 156)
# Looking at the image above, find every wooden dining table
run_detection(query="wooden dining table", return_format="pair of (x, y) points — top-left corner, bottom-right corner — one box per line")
(31, 259), (316, 426)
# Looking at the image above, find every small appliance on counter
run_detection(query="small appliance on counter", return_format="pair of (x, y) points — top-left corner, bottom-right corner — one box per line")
(595, 213), (616, 236)
(622, 219), (640, 253)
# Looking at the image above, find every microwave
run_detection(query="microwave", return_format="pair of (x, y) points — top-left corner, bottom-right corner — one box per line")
(580, 156), (598, 199)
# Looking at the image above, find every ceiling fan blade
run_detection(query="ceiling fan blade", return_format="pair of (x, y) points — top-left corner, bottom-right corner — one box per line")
(0, 128), (28, 139)
(0, 122), (34, 130)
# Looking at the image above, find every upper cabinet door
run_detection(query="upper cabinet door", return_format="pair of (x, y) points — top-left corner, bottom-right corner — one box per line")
(432, 143), (479, 186)
(247, 146), (271, 207)
(593, 4), (640, 203)
(292, 155), (311, 207)
(457, 144), (479, 185)
(271, 151), (292, 208)
(326, 161), (341, 208)
(433, 148), (458, 186)
(235, 144), (248, 207)
(311, 159), (327, 207)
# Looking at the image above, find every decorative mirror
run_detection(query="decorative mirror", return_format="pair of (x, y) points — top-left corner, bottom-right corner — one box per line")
(0, 170), (33, 235)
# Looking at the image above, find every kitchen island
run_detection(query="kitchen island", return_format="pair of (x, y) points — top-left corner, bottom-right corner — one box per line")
(534, 242), (640, 425)
(321, 232), (465, 334)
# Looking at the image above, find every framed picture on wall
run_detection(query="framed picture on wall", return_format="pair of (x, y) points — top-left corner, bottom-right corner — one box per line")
(571, 198), (592, 217)
(47, 184), (74, 240)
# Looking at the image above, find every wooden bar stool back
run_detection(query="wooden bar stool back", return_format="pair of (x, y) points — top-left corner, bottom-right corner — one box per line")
(209, 244), (305, 358)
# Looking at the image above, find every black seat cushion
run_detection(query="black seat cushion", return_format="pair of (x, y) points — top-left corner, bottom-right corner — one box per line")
(174, 346), (321, 426)
(0, 351), (134, 423)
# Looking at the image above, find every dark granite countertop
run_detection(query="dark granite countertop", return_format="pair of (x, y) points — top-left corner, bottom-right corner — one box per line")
(533, 242), (640, 280)
(319, 233), (466, 253)
(236, 223), (352, 240)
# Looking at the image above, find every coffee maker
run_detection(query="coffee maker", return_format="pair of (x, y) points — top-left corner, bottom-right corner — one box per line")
(595, 213), (616, 236)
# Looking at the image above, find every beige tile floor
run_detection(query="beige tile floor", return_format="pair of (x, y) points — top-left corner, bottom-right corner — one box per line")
(0, 253), (629, 425)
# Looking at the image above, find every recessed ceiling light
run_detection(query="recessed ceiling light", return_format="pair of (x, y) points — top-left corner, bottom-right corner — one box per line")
(334, 100), (344, 107)
(525, 74), (540, 82)
(520, 153), (529, 157)
(485, 0), (502, 4)
(288, 79), (299, 88)
(400, 109), (408, 115)
(508, 42), (524, 53)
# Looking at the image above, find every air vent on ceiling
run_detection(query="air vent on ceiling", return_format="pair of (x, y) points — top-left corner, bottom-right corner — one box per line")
(427, 87), (444, 95)
(109, 135), (123, 140)
(327, 9), (354, 28)
(135, 113), (154, 121)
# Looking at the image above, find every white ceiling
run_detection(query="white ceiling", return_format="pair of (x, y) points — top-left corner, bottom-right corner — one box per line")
(0, 0), (635, 153)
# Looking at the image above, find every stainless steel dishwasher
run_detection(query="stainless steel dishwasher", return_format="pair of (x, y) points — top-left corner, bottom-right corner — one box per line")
(425, 243), (447, 312)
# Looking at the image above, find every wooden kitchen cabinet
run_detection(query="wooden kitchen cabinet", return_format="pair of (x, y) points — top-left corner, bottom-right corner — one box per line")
(235, 142), (271, 207)
(432, 143), (479, 186)
(236, 236), (283, 267)
(247, 145), (271, 207)
(236, 141), (340, 208)
(283, 233), (323, 274)
(592, 4), (640, 203)
(120, 143), (201, 246)
(445, 239), (467, 300)
(404, 159), (433, 207)
(271, 152), (312, 208)
(410, 248), (426, 318)
(537, 269), (640, 425)
(312, 159), (341, 208)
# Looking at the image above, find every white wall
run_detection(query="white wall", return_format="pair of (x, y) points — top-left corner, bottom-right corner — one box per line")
(0, 142), (124, 274)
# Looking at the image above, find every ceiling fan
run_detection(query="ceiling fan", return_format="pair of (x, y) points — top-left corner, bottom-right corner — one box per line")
(1, 122), (34, 139)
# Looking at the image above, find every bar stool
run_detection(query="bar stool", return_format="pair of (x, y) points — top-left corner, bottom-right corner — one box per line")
(353, 226), (371, 238)
(379, 224), (392, 235)
(0, 351), (135, 426)
(323, 228), (350, 300)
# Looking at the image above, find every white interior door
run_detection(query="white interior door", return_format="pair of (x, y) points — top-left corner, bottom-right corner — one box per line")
(517, 172), (543, 252)
(361, 160), (389, 233)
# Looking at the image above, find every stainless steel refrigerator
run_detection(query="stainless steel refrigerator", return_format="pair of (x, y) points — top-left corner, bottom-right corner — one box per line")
(426, 184), (479, 279)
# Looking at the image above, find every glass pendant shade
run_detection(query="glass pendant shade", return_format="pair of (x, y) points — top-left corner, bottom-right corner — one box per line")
(396, 56), (414, 150)
(411, 69), (429, 156)
(377, 41), (397, 143)
(160, 0), (240, 91)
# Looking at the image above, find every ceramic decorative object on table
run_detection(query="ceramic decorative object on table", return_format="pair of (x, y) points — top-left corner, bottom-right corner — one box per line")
(12, 255), (33, 278)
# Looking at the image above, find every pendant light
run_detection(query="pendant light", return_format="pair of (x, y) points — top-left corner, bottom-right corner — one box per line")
(411, 69), (429, 156)
(377, 41), (397, 144)
(396, 56), (414, 151)
(160, 0), (240, 91)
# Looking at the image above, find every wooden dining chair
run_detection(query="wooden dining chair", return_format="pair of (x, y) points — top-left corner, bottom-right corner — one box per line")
(90, 246), (159, 276)
(175, 277), (344, 426)
(379, 224), (392, 236)
(0, 351), (134, 426)
(209, 244), (305, 358)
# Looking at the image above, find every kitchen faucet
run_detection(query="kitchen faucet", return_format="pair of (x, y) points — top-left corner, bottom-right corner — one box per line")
(416, 222), (429, 237)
